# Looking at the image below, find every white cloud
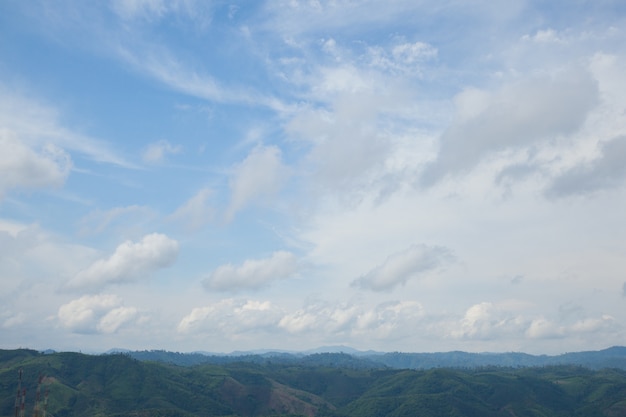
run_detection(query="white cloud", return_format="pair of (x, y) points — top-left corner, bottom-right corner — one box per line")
(110, 0), (212, 23)
(168, 188), (215, 231)
(57, 294), (138, 334)
(421, 68), (600, 186)
(67, 233), (179, 290)
(0, 221), (99, 297)
(283, 38), (427, 200)
(203, 251), (298, 292)
(263, 0), (522, 38)
(526, 315), (616, 339)
(287, 90), (402, 196)
(97, 306), (140, 333)
(178, 297), (426, 344)
(546, 135), (626, 197)
(278, 300), (425, 341)
(226, 145), (290, 221)
(111, 0), (168, 20)
(0, 87), (131, 167)
(78, 205), (156, 236)
(368, 41), (437, 76)
(142, 139), (182, 163)
(0, 132), (71, 198)
(2, 312), (26, 329)
(525, 317), (562, 339)
(352, 244), (453, 291)
(522, 28), (565, 44)
(177, 298), (283, 334)
(116, 44), (289, 112)
(446, 303), (617, 343)
(450, 302), (527, 340)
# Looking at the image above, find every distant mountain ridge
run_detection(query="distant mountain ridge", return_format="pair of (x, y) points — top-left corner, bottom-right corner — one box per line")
(117, 346), (626, 370)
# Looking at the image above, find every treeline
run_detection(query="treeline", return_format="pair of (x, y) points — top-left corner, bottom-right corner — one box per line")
(2, 349), (626, 416)
(122, 346), (626, 370)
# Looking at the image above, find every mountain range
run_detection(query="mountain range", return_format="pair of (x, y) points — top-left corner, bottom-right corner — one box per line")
(112, 345), (626, 370)
(3, 347), (626, 417)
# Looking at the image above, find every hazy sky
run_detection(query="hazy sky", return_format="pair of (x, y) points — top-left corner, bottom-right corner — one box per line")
(1, 0), (626, 355)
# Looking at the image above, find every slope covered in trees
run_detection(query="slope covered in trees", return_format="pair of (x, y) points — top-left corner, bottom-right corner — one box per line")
(124, 346), (626, 370)
(2, 349), (626, 417)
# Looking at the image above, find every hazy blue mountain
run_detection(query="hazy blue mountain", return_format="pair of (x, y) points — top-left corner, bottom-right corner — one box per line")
(118, 346), (626, 370)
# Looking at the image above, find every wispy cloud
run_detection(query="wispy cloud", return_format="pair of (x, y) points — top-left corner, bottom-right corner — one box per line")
(203, 251), (298, 292)
(78, 205), (156, 236)
(142, 139), (182, 164)
(0, 87), (133, 167)
(226, 145), (290, 221)
(0, 132), (71, 199)
(109, 0), (214, 26)
(168, 188), (215, 232)
(351, 244), (453, 292)
(115, 43), (291, 112)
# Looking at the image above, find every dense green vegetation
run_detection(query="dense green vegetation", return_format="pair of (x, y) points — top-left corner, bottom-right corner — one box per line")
(125, 346), (626, 370)
(2, 349), (626, 417)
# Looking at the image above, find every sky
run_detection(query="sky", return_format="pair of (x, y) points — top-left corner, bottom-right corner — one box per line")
(1, 0), (626, 355)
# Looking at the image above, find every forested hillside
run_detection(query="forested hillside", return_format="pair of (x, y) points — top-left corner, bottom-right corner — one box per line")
(2, 349), (626, 417)
(123, 346), (626, 370)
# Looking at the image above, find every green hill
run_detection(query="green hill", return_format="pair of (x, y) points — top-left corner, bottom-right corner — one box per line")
(2, 349), (626, 417)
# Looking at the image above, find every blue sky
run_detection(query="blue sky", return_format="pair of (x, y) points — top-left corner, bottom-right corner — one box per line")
(1, 0), (626, 354)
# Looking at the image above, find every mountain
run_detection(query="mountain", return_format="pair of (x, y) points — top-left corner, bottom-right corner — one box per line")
(369, 346), (626, 370)
(117, 346), (626, 370)
(3, 348), (626, 417)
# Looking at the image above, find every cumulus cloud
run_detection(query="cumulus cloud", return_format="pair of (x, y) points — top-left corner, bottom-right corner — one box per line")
(421, 69), (599, 186)
(203, 251), (298, 292)
(450, 302), (527, 340)
(546, 135), (626, 197)
(67, 233), (179, 290)
(142, 139), (182, 163)
(352, 244), (453, 291)
(58, 294), (138, 334)
(0, 132), (71, 198)
(447, 303), (616, 341)
(178, 297), (426, 343)
(526, 315), (615, 339)
(177, 298), (283, 334)
(279, 300), (425, 341)
(525, 317), (562, 339)
(226, 145), (290, 221)
(168, 188), (214, 232)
